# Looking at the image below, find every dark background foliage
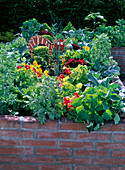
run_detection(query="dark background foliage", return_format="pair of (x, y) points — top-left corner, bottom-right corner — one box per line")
(0, 0), (125, 33)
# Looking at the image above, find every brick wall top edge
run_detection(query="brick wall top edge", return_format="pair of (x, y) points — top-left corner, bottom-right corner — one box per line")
(0, 115), (125, 124)
(111, 47), (125, 50)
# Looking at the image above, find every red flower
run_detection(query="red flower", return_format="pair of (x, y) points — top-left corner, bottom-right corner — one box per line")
(60, 74), (64, 79)
(36, 72), (41, 78)
(25, 65), (30, 70)
(33, 67), (36, 73)
(17, 65), (22, 69)
(64, 68), (71, 75)
(63, 97), (71, 105)
(57, 77), (62, 82)
(74, 92), (79, 98)
(80, 59), (87, 65)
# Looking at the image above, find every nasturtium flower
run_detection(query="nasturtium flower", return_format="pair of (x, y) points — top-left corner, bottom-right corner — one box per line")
(83, 46), (90, 50)
(44, 70), (49, 76)
(25, 64), (30, 70)
(62, 58), (66, 65)
(17, 65), (22, 69)
(64, 68), (71, 75)
(38, 68), (42, 74)
(74, 92), (79, 98)
(36, 72), (41, 78)
(33, 60), (38, 66)
(22, 63), (25, 66)
(33, 67), (36, 73)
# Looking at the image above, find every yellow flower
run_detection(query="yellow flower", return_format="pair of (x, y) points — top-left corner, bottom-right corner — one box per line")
(22, 63), (25, 66)
(83, 46), (90, 50)
(38, 68), (42, 74)
(30, 65), (33, 70)
(44, 70), (49, 76)
(66, 50), (70, 55)
(33, 60), (38, 66)
(60, 55), (62, 59)
(37, 64), (41, 68)
(62, 58), (66, 65)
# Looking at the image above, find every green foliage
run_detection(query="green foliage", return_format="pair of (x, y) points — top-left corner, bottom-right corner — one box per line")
(0, 30), (16, 42)
(20, 18), (41, 42)
(1, 0), (125, 34)
(0, 43), (21, 115)
(95, 19), (125, 47)
(72, 84), (122, 132)
(33, 46), (49, 66)
(63, 22), (76, 31)
(41, 23), (51, 32)
(85, 12), (107, 29)
(27, 77), (63, 124)
(88, 34), (120, 78)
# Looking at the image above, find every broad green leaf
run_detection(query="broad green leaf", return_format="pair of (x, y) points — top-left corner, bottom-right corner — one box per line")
(76, 105), (90, 121)
(114, 113), (120, 124)
(110, 94), (121, 101)
(93, 124), (100, 131)
(102, 109), (113, 120)
(87, 72), (99, 86)
(72, 98), (82, 107)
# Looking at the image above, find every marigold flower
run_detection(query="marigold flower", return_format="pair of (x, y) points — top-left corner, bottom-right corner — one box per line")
(17, 65), (22, 69)
(25, 65), (30, 70)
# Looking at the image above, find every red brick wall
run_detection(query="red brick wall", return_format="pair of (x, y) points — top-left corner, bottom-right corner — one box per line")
(111, 47), (125, 75)
(0, 115), (125, 170)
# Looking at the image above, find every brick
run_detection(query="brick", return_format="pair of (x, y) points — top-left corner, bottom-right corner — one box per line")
(38, 165), (72, 170)
(37, 131), (72, 139)
(0, 147), (33, 155)
(76, 133), (111, 141)
(59, 141), (94, 148)
(61, 123), (86, 131)
(21, 156), (56, 163)
(94, 158), (125, 165)
(23, 122), (40, 129)
(97, 143), (125, 150)
(0, 155), (19, 163)
(22, 140), (57, 147)
(0, 139), (20, 146)
(0, 119), (20, 129)
(74, 150), (108, 157)
(36, 148), (72, 156)
(99, 124), (125, 131)
(113, 134), (125, 141)
(111, 51), (117, 55)
(39, 121), (59, 130)
(110, 167), (125, 170)
(58, 157), (92, 164)
(118, 52), (125, 55)
(0, 130), (33, 138)
(112, 151), (125, 158)
(113, 56), (124, 60)
(0, 164), (35, 170)
(74, 166), (108, 170)
(23, 121), (59, 130)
